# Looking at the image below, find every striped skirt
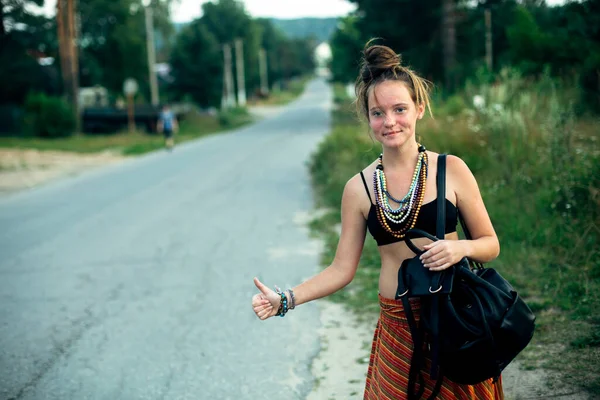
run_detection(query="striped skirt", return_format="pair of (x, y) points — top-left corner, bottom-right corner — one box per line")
(364, 294), (504, 400)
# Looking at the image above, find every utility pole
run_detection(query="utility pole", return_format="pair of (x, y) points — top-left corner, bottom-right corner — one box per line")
(441, 0), (457, 91)
(259, 48), (269, 96)
(222, 43), (235, 109)
(56, 0), (80, 129)
(144, 3), (159, 106)
(234, 38), (246, 106)
(485, 9), (493, 71)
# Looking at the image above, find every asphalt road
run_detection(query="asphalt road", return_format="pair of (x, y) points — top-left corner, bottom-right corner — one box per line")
(0, 78), (332, 400)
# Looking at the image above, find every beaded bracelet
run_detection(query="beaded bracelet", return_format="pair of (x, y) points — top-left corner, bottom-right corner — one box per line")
(274, 287), (288, 317)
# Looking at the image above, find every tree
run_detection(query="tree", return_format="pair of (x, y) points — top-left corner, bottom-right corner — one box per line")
(0, 0), (60, 105)
(199, 0), (262, 100)
(330, 15), (364, 83)
(255, 18), (286, 89)
(168, 0), (317, 107)
(441, 0), (458, 90)
(78, 0), (148, 97)
(169, 20), (222, 107)
(347, 0), (445, 82)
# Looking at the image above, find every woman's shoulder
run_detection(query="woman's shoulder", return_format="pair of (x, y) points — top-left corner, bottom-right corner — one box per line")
(445, 154), (473, 177)
(426, 151), (471, 174)
(343, 159), (379, 199)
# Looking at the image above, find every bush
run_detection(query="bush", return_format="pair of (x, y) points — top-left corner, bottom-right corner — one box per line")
(217, 106), (252, 128)
(579, 53), (600, 114)
(23, 93), (76, 138)
(0, 104), (24, 135)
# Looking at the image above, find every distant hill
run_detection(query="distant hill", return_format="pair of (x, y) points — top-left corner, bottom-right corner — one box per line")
(172, 18), (339, 43)
(271, 18), (339, 43)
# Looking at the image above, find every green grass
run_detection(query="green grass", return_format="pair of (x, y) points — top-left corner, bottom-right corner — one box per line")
(0, 107), (254, 156)
(0, 79), (308, 155)
(308, 79), (600, 394)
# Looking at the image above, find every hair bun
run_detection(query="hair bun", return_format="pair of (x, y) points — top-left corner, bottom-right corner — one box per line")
(361, 44), (402, 83)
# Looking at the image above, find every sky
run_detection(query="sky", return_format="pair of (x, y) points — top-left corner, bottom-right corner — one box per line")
(37, 0), (570, 23)
(172, 0), (357, 22)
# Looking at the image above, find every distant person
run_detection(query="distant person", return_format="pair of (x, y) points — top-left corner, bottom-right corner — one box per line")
(251, 42), (504, 399)
(157, 104), (178, 150)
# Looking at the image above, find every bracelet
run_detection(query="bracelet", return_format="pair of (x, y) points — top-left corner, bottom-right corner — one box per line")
(274, 286), (288, 317)
(287, 288), (296, 310)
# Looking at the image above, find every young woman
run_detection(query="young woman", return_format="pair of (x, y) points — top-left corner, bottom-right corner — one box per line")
(251, 43), (504, 399)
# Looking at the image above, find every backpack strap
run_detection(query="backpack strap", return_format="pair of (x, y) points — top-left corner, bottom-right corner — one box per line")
(428, 154), (446, 397)
(436, 154), (447, 239)
(402, 154), (448, 400)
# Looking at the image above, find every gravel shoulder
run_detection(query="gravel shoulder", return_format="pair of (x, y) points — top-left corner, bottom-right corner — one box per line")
(307, 301), (591, 400)
(0, 149), (125, 194)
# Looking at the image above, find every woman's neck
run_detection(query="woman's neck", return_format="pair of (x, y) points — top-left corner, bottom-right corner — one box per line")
(381, 141), (420, 171)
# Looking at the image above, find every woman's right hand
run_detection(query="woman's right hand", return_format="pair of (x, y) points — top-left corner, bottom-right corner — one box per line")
(252, 277), (281, 320)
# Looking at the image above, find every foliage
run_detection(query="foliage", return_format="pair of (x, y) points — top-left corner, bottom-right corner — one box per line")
(168, 0), (316, 109)
(329, 16), (364, 84)
(331, 0), (600, 109)
(78, 0), (148, 96)
(0, 106), (255, 154)
(217, 106), (253, 128)
(347, 0), (445, 81)
(169, 20), (222, 107)
(0, 35), (59, 105)
(2, 0), (45, 35)
(199, 0), (262, 98)
(0, 1), (60, 106)
(23, 92), (75, 138)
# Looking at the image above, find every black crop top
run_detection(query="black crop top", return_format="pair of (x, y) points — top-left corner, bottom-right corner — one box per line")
(360, 172), (458, 246)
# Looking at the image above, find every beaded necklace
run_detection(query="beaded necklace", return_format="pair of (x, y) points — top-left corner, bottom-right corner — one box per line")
(373, 145), (428, 239)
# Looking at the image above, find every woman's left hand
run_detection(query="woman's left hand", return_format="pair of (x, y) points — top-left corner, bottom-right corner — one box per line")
(420, 240), (467, 271)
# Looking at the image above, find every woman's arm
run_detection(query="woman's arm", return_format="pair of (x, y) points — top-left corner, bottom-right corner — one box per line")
(252, 175), (368, 320)
(420, 155), (499, 271)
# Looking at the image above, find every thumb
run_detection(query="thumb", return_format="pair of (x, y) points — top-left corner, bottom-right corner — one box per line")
(253, 277), (271, 295)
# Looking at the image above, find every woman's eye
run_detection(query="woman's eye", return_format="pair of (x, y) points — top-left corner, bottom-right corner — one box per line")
(395, 107), (406, 113)
(371, 111), (382, 117)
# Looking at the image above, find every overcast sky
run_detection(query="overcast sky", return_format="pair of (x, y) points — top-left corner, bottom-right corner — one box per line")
(172, 0), (357, 22)
(37, 0), (570, 23)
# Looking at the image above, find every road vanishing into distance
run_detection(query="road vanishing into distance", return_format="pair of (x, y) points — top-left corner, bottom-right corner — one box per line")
(0, 79), (332, 400)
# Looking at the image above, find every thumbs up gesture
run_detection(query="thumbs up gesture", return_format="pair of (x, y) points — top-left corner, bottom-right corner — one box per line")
(252, 277), (281, 320)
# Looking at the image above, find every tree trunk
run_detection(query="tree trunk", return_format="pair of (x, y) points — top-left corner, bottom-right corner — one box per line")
(0, 4), (5, 37)
(57, 0), (80, 130)
(441, 0), (457, 91)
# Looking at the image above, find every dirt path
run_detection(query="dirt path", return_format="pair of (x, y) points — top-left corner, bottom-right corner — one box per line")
(307, 301), (591, 400)
(0, 149), (125, 194)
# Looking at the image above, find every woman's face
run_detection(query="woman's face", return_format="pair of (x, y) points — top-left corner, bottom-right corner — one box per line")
(367, 80), (424, 148)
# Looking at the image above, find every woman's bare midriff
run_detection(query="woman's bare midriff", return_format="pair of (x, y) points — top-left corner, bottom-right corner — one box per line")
(377, 232), (459, 299)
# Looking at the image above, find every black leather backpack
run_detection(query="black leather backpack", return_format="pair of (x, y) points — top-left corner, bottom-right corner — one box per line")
(396, 154), (536, 399)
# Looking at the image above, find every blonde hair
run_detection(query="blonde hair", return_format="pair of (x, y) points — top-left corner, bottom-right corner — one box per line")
(355, 40), (433, 121)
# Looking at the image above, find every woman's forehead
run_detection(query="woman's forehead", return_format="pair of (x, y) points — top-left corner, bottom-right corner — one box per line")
(368, 80), (413, 107)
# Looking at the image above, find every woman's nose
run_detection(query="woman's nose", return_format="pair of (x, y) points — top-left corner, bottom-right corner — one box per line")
(384, 113), (395, 127)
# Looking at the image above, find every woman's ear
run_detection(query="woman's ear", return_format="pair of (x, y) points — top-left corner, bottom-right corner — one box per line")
(417, 103), (425, 120)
